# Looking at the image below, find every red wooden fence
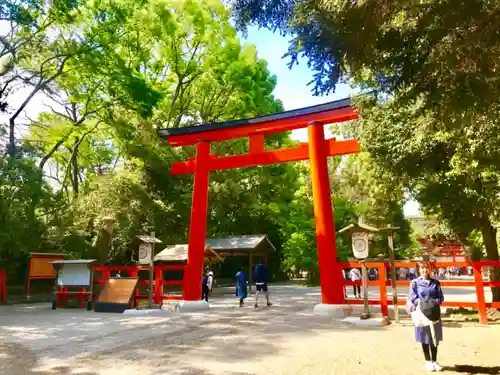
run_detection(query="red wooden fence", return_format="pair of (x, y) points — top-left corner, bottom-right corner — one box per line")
(92, 265), (185, 304)
(3, 261), (500, 325)
(340, 261), (500, 324)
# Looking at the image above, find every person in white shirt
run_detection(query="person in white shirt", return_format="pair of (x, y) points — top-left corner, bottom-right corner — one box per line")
(438, 268), (446, 279)
(349, 268), (362, 298)
(399, 267), (408, 280)
(207, 271), (214, 292)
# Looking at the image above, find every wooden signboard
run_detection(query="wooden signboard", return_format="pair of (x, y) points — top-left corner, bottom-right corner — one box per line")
(26, 253), (65, 298)
(98, 278), (139, 304)
(94, 277), (139, 313)
(56, 263), (93, 287)
(49, 260), (96, 310)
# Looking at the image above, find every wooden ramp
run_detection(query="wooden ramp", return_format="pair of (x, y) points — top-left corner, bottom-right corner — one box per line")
(94, 277), (139, 313)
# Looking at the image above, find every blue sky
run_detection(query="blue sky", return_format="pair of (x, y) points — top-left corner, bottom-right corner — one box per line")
(242, 27), (421, 217)
(241, 27), (354, 111)
(241, 27), (355, 142)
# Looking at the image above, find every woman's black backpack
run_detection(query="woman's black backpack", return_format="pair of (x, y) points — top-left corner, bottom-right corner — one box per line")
(419, 298), (441, 322)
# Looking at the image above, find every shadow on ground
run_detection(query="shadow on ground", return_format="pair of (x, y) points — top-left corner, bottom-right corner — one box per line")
(0, 342), (97, 375)
(446, 365), (500, 374)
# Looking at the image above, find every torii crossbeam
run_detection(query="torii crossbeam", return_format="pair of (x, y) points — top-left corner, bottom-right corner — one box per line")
(158, 98), (360, 305)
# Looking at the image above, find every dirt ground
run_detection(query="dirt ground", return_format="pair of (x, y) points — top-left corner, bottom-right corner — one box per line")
(1, 284), (499, 375)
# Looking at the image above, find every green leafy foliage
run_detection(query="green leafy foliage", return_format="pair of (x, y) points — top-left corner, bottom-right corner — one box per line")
(232, 0), (500, 116)
(335, 151), (414, 259)
(356, 95), (500, 300)
(0, 156), (61, 281)
(0, 0), (415, 292)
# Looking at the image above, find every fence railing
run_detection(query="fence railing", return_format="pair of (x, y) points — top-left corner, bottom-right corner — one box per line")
(340, 261), (500, 324)
(4, 261), (500, 324)
(92, 265), (185, 304)
(0, 265), (186, 305)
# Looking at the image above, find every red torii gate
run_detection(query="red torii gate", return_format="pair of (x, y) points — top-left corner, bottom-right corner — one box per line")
(158, 98), (359, 305)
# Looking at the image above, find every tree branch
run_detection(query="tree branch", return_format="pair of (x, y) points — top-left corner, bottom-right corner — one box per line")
(61, 122), (100, 191)
(8, 54), (72, 155)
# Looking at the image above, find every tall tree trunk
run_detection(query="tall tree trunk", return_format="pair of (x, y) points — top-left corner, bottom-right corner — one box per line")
(95, 229), (112, 265)
(8, 117), (16, 156)
(93, 217), (115, 265)
(479, 218), (500, 302)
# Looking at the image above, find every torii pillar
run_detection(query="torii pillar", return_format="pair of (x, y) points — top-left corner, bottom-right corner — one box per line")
(308, 122), (344, 305)
(182, 141), (211, 301)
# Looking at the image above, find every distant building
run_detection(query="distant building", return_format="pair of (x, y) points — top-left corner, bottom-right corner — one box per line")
(407, 215), (437, 235)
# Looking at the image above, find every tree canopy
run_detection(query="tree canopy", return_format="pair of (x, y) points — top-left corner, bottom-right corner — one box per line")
(231, 0), (500, 117)
(1, 0), (416, 291)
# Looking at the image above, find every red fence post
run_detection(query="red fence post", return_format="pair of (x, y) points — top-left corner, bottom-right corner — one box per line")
(472, 262), (488, 324)
(0, 269), (7, 303)
(378, 264), (389, 317)
(102, 268), (111, 282)
(154, 267), (163, 305)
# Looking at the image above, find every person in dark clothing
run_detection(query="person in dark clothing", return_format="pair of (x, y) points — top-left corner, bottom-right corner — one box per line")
(235, 267), (248, 307)
(253, 262), (272, 308)
(201, 271), (210, 302)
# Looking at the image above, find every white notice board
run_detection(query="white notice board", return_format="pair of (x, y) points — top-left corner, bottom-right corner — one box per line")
(57, 263), (92, 287)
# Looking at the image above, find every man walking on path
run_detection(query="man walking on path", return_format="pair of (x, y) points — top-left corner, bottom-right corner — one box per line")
(253, 262), (272, 308)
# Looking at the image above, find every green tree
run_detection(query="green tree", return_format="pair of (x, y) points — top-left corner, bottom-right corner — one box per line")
(231, 0), (500, 117)
(22, 0), (295, 269)
(0, 156), (61, 280)
(336, 152), (413, 258)
(358, 96), (500, 301)
(1, 0), (85, 155)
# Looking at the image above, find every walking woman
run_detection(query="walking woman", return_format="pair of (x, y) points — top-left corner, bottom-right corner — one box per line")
(235, 267), (248, 307)
(409, 261), (445, 372)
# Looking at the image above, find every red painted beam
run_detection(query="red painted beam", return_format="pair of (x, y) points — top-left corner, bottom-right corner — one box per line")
(249, 134), (265, 153)
(170, 138), (360, 175)
(167, 107), (358, 146)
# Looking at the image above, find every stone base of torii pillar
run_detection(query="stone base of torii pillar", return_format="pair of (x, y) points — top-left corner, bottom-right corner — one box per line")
(175, 300), (210, 312)
(313, 303), (354, 318)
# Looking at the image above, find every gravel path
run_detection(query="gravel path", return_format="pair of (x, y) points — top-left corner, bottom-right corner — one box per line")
(1, 285), (499, 375)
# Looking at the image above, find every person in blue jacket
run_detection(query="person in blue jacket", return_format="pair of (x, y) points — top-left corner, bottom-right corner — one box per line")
(409, 261), (444, 372)
(253, 261), (272, 308)
(235, 267), (248, 307)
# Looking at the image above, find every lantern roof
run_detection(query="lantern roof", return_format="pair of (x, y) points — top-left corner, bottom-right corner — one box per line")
(338, 223), (380, 234)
